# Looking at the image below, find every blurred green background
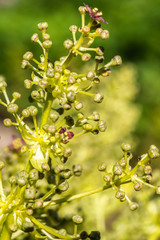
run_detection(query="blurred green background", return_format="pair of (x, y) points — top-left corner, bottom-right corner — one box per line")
(0, 0), (160, 154)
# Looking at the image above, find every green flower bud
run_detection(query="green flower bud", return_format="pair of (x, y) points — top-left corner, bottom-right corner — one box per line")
(43, 33), (50, 40)
(83, 123), (93, 131)
(73, 164), (82, 176)
(22, 221), (34, 232)
(12, 92), (21, 99)
(97, 120), (107, 132)
(22, 109), (30, 118)
(21, 145), (28, 153)
(47, 68), (54, 78)
(77, 112), (84, 119)
(111, 55), (122, 66)
(129, 202), (139, 211)
(31, 33), (39, 42)
(148, 148), (160, 159)
(21, 60), (29, 69)
(101, 69), (111, 77)
(75, 101), (83, 111)
(63, 103), (72, 110)
(26, 208), (33, 216)
(54, 164), (64, 174)
(68, 76), (76, 84)
(48, 124), (56, 134)
(37, 22), (48, 31)
(94, 93), (104, 103)
(100, 30), (109, 40)
(18, 170), (29, 179)
(58, 229), (67, 236)
(50, 111), (59, 122)
(9, 224), (18, 232)
(69, 25), (78, 32)
(92, 112), (100, 121)
(23, 51), (34, 61)
(28, 106), (38, 116)
(64, 148), (72, 158)
(3, 118), (12, 127)
(41, 163), (50, 171)
(119, 158), (127, 167)
(96, 46), (104, 56)
(78, 6), (86, 14)
(63, 39), (73, 50)
(144, 174), (152, 183)
(86, 71), (95, 80)
(113, 164), (122, 175)
(24, 79), (32, 89)
(115, 190), (125, 199)
(89, 231), (101, 240)
(134, 182), (142, 191)
(18, 176), (28, 187)
(0, 161), (5, 170)
(35, 199), (43, 208)
(0, 76), (7, 91)
(61, 169), (72, 179)
(29, 169), (39, 181)
(155, 186), (160, 194)
(31, 90), (41, 100)
(7, 103), (19, 114)
(58, 180), (69, 192)
(67, 91), (76, 103)
(42, 40), (52, 49)
(149, 145), (159, 152)
(96, 28), (103, 34)
(25, 188), (36, 200)
(38, 79), (48, 88)
(103, 174), (112, 183)
(98, 162), (106, 171)
(64, 69), (71, 75)
(9, 176), (17, 185)
(121, 143), (131, 152)
(81, 53), (91, 62)
(144, 165), (152, 175)
(72, 215), (83, 224)
(82, 26), (90, 34)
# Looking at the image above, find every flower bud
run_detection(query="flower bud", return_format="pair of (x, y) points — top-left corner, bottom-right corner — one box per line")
(119, 158), (127, 167)
(144, 174), (152, 183)
(67, 91), (76, 103)
(100, 30), (109, 40)
(21, 60), (29, 69)
(101, 69), (111, 77)
(3, 118), (12, 127)
(82, 26), (90, 34)
(73, 164), (82, 176)
(28, 106), (38, 116)
(42, 40), (52, 49)
(0, 76), (7, 91)
(64, 148), (72, 158)
(81, 53), (91, 62)
(69, 25), (78, 32)
(144, 165), (152, 175)
(25, 188), (36, 200)
(23, 51), (34, 61)
(72, 215), (83, 224)
(121, 143), (131, 152)
(63, 103), (72, 110)
(78, 6), (86, 14)
(96, 28), (103, 34)
(7, 103), (19, 114)
(18, 176), (28, 187)
(134, 182), (142, 191)
(75, 101), (83, 110)
(94, 93), (104, 103)
(22, 109), (30, 118)
(155, 186), (160, 195)
(111, 56), (122, 66)
(86, 71), (95, 80)
(41, 163), (50, 171)
(24, 79), (32, 89)
(9, 176), (17, 185)
(0, 161), (5, 170)
(92, 112), (100, 121)
(83, 123), (93, 131)
(64, 69), (71, 75)
(97, 120), (107, 132)
(22, 221), (34, 232)
(63, 39), (73, 50)
(98, 162), (106, 171)
(31, 90), (41, 100)
(50, 111), (59, 122)
(103, 174), (112, 183)
(96, 46), (105, 56)
(95, 55), (104, 63)
(9, 224), (18, 232)
(113, 164), (122, 176)
(115, 190), (125, 200)
(35, 199), (43, 208)
(43, 33), (50, 40)
(148, 148), (160, 159)
(48, 124), (56, 134)
(46, 68), (54, 78)
(129, 202), (139, 211)
(37, 22), (48, 31)
(31, 33), (39, 42)
(58, 180), (69, 192)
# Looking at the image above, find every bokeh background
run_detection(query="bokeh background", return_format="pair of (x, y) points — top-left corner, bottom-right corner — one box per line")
(0, 0), (160, 239)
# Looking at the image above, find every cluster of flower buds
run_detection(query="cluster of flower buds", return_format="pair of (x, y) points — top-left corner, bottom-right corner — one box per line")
(98, 144), (160, 210)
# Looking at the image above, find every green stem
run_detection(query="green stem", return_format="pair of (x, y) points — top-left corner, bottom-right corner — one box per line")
(40, 92), (53, 131)
(0, 214), (13, 240)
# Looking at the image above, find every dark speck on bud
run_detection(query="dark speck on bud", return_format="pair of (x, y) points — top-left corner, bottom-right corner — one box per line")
(129, 202), (139, 211)
(111, 55), (122, 66)
(72, 215), (83, 224)
(37, 22), (48, 31)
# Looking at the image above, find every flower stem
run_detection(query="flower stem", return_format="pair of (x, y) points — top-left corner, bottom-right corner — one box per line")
(40, 92), (53, 131)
